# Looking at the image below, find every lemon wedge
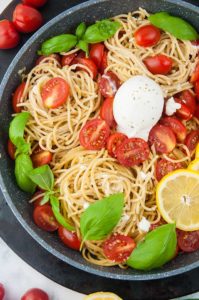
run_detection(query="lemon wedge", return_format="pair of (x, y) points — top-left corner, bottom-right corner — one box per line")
(188, 158), (199, 171)
(156, 169), (199, 231)
(84, 292), (123, 300)
(195, 143), (199, 158)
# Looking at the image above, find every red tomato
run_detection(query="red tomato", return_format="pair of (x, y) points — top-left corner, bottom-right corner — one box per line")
(185, 130), (199, 152)
(177, 230), (199, 252)
(89, 43), (105, 69)
(144, 54), (173, 75)
(99, 50), (108, 74)
(73, 57), (98, 79)
(33, 205), (59, 232)
(175, 98), (193, 121)
(79, 119), (110, 150)
(191, 62), (199, 83)
(36, 54), (61, 66)
(31, 146), (52, 167)
(134, 25), (161, 47)
(194, 81), (199, 101)
(195, 104), (199, 119)
(100, 97), (116, 128)
(0, 20), (20, 49)
(103, 234), (136, 263)
(61, 53), (76, 67)
(12, 82), (26, 113)
(99, 71), (120, 98)
(7, 139), (16, 160)
(116, 138), (150, 167)
(178, 90), (196, 115)
(58, 226), (81, 250)
(0, 283), (5, 300)
(160, 117), (187, 142)
(31, 190), (45, 208)
(13, 4), (43, 33)
(107, 133), (128, 158)
(41, 77), (70, 109)
(155, 159), (183, 181)
(191, 40), (199, 47)
(149, 124), (176, 154)
(21, 288), (49, 300)
(22, 0), (48, 8)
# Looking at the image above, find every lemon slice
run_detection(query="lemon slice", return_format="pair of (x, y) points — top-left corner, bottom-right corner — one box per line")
(156, 169), (199, 231)
(195, 143), (199, 158)
(188, 158), (199, 171)
(84, 292), (123, 300)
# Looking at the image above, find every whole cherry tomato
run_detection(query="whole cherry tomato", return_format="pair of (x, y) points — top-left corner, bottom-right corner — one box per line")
(178, 90), (196, 115)
(33, 205), (59, 232)
(0, 283), (5, 300)
(177, 230), (199, 252)
(175, 98), (193, 121)
(31, 146), (52, 167)
(99, 50), (108, 74)
(22, 0), (48, 8)
(89, 43), (105, 69)
(58, 226), (81, 250)
(21, 288), (49, 300)
(100, 97), (116, 128)
(12, 82), (26, 113)
(73, 57), (98, 79)
(0, 20), (20, 49)
(99, 71), (120, 98)
(144, 54), (173, 75)
(7, 139), (16, 160)
(134, 24), (161, 47)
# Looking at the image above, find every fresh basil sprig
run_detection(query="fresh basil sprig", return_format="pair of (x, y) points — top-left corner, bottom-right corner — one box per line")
(15, 154), (36, 193)
(77, 40), (89, 57)
(127, 223), (177, 270)
(76, 22), (86, 39)
(9, 112), (30, 151)
(80, 193), (124, 242)
(149, 12), (198, 41)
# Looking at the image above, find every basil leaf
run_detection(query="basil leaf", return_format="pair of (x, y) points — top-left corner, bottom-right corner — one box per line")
(40, 191), (50, 205)
(149, 12), (198, 41)
(127, 224), (177, 270)
(50, 195), (75, 231)
(80, 193), (124, 241)
(28, 165), (54, 191)
(38, 34), (78, 55)
(77, 40), (89, 57)
(76, 22), (86, 39)
(15, 138), (31, 157)
(15, 154), (36, 194)
(83, 19), (121, 43)
(9, 112), (30, 148)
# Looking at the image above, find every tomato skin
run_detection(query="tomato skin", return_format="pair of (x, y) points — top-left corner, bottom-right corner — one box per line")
(107, 133), (128, 158)
(175, 98), (193, 121)
(22, 0), (48, 8)
(99, 50), (108, 74)
(103, 234), (136, 263)
(149, 124), (176, 154)
(41, 77), (70, 109)
(191, 62), (199, 83)
(178, 90), (196, 115)
(194, 81), (199, 101)
(177, 230), (199, 252)
(0, 20), (20, 49)
(7, 139), (16, 160)
(13, 4), (43, 33)
(33, 205), (59, 232)
(0, 283), (5, 300)
(31, 190), (45, 208)
(61, 53), (76, 67)
(195, 104), (199, 119)
(36, 54), (61, 66)
(89, 43), (104, 69)
(73, 57), (98, 79)
(155, 159), (183, 181)
(79, 119), (110, 150)
(116, 138), (150, 167)
(12, 82), (26, 113)
(21, 288), (49, 300)
(58, 226), (81, 250)
(100, 97), (116, 128)
(185, 130), (199, 152)
(99, 71), (120, 98)
(134, 25), (161, 47)
(160, 117), (187, 142)
(144, 54), (173, 75)
(31, 146), (52, 167)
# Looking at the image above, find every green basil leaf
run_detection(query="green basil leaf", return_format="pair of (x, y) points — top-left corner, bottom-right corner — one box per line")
(38, 34), (78, 55)
(77, 40), (89, 57)
(40, 191), (50, 205)
(76, 22), (86, 39)
(28, 165), (54, 191)
(149, 12), (198, 40)
(83, 19), (121, 43)
(9, 112), (30, 148)
(15, 138), (31, 157)
(50, 195), (75, 231)
(15, 154), (36, 194)
(80, 193), (124, 241)
(127, 224), (177, 270)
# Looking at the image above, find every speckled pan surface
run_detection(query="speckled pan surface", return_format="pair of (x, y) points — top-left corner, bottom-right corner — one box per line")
(0, 0), (199, 280)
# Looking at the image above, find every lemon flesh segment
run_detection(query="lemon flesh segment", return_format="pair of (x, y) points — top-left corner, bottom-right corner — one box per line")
(84, 292), (123, 300)
(156, 169), (199, 231)
(188, 158), (199, 171)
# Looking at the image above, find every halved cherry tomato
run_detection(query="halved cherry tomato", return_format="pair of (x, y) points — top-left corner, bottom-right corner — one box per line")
(58, 226), (81, 250)
(191, 40), (199, 47)
(134, 25), (161, 47)
(0, 283), (5, 300)
(100, 97), (116, 128)
(73, 57), (98, 79)
(7, 139), (16, 160)
(144, 54), (173, 75)
(178, 90), (196, 115)
(12, 82), (26, 113)
(89, 43), (105, 69)
(99, 71), (120, 98)
(22, 0), (48, 8)
(31, 146), (52, 167)
(103, 234), (136, 263)
(177, 230), (199, 252)
(99, 50), (108, 74)
(116, 138), (150, 167)
(41, 77), (70, 109)
(79, 119), (110, 150)
(185, 130), (199, 152)
(36, 54), (61, 66)
(194, 81), (199, 101)
(149, 124), (176, 154)
(31, 190), (45, 208)
(195, 104), (199, 119)
(107, 133), (128, 158)
(61, 53), (76, 67)
(174, 98), (193, 121)
(155, 159), (183, 181)
(0, 20), (20, 49)
(13, 4), (43, 33)
(160, 117), (187, 142)
(33, 205), (58, 232)
(21, 288), (49, 300)
(191, 62), (199, 83)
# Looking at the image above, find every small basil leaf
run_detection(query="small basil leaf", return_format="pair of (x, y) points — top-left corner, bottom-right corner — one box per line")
(15, 154), (36, 194)
(149, 12), (198, 41)
(15, 138), (31, 157)
(9, 112), (30, 148)
(76, 22), (86, 39)
(38, 34), (78, 55)
(40, 191), (50, 205)
(77, 40), (89, 57)
(50, 195), (75, 231)
(83, 19), (121, 43)
(80, 193), (124, 241)
(127, 224), (177, 270)
(28, 165), (54, 191)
